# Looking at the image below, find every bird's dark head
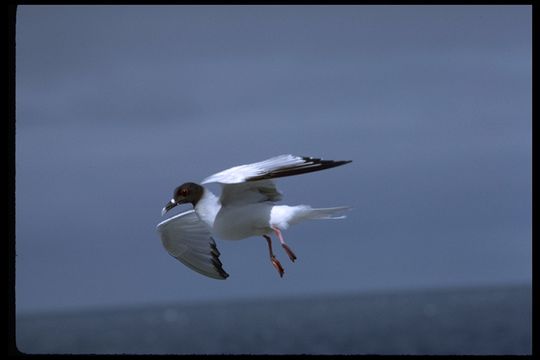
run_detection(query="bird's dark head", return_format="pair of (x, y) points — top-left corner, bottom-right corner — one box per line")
(161, 182), (204, 216)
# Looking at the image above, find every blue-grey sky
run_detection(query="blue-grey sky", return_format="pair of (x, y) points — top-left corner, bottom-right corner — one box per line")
(16, 5), (531, 313)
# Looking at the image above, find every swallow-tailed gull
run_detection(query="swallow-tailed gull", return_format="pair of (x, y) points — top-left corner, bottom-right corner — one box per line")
(157, 154), (351, 279)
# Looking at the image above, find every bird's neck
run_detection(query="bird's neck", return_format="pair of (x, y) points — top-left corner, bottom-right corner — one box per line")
(194, 187), (220, 229)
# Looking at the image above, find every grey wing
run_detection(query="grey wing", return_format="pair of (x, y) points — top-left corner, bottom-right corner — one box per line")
(218, 179), (283, 206)
(156, 210), (229, 280)
(201, 154), (352, 185)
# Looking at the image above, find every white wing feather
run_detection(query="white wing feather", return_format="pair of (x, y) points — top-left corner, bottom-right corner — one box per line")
(201, 154), (351, 207)
(156, 210), (229, 280)
(201, 154), (307, 184)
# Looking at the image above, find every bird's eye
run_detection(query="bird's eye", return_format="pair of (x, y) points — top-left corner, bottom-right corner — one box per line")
(180, 188), (189, 197)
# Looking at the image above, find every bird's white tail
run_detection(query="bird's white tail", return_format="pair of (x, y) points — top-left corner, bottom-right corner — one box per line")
(270, 205), (350, 230)
(298, 206), (351, 221)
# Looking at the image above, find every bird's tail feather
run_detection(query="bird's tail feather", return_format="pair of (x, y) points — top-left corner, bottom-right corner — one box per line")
(300, 206), (351, 221)
(271, 205), (351, 230)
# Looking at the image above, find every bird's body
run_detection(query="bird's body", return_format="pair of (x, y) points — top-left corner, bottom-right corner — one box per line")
(194, 187), (274, 240)
(157, 154), (351, 279)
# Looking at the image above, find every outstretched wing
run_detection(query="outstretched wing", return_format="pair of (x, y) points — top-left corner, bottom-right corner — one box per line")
(156, 210), (229, 280)
(201, 154), (352, 184)
(201, 154), (352, 207)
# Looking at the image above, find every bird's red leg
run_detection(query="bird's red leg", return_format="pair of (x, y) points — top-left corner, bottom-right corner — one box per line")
(272, 227), (297, 262)
(263, 234), (284, 278)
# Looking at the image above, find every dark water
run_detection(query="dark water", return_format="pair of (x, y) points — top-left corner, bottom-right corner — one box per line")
(16, 285), (531, 355)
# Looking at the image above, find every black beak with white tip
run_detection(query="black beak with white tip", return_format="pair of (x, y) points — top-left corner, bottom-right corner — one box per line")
(161, 199), (177, 216)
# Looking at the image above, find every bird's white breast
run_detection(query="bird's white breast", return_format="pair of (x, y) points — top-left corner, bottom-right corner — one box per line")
(194, 188), (221, 230)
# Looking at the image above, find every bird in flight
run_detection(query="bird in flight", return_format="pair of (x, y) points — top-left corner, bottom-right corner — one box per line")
(157, 154), (352, 279)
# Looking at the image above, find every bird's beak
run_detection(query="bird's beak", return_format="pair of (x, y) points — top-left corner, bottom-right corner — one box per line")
(161, 199), (177, 216)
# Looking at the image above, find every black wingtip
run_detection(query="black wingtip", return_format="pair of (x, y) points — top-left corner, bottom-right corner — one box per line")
(211, 258), (230, 279)
(210, 239), (230, 279)
(302, 156), (351, 161)
(246, 156), (351, 182)
(302, 156), (352, 166)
